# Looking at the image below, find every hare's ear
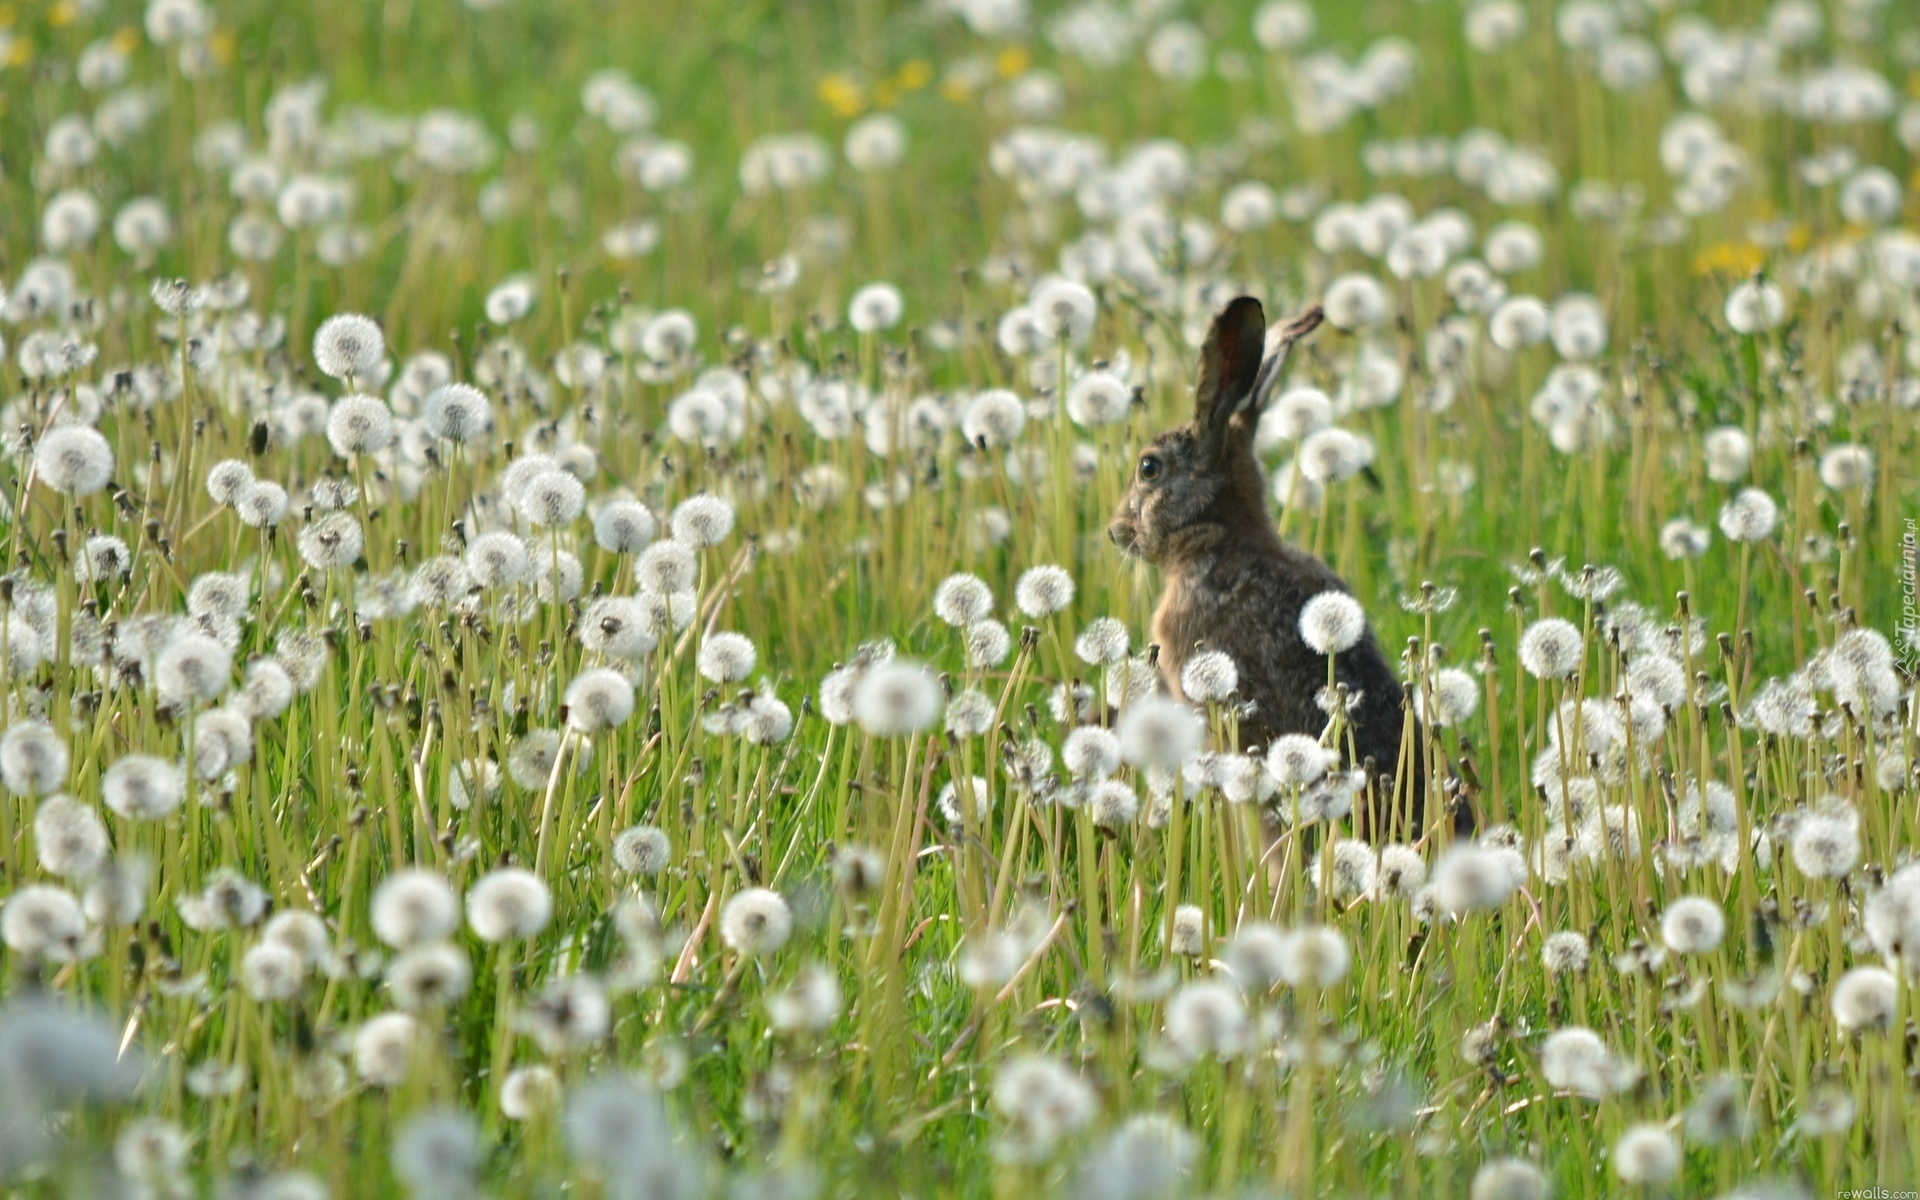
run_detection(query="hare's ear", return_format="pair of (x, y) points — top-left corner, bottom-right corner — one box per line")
(1194, 296), (1267, 445)
(1250, 305), (1325, 412)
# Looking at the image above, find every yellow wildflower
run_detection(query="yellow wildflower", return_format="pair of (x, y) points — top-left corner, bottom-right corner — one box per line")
(1692, 242), (1766, 277)
(818, 72), (866, 118)
(895, 60), (932, 90)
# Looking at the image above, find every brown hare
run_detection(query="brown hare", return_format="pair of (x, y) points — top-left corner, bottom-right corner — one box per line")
(1108, 295), (1452, 841)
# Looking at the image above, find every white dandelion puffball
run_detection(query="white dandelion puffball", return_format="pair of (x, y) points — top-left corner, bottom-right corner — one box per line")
(1180, 650), (1239, 703)
(563, 668), (635, 733)
(1066, 371), (1132, 428)
(696, 632), (758, 683)
(670, 493), (735, 547)
(933, 573), (994, 627)
(1029, 277), (1097, 343)
(1322, 273), (1388, 331)
(1818, 444), (1873, 492)
(1518, 617), (1583, 680)
(312, 313), (385, 380)
(1488, 296), (1550, 350)
(1014, 564), (1075, 617)
(594, 499), (658, 553)
(1831, 966), (1898, 1033)
(33, 426), (114, 496)
(466, 868), (553, 942)
(852, 660), (942, 736)
(1717, 487), (1778, 543)
(962, 389), (1027, 449)
(1724, 279), (1785, 335)
(1660, 896), (1726, 955)
(1117, 695), (1204, 768)
(720, 887), (792, 956)
(1299, 591), (1366, 655)
(1611, 1124), (1679, 1185)
(326, 394), (395, 459)
(848, 282), (904, 333)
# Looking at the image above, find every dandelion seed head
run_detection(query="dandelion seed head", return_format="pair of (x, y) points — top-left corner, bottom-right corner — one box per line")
(518, 469), (586, 527)
(1832, 965), (1899, 1033)
(156, 632), (234, 705)
(963, 389), (1028, 449)
(1661, 895), (1727, 954)
(1088, 780), (1140, 831)
(593, 498), (658, 554)
(1323, 273), (1388, 330)
(852, 660), (942, 735)
(1488, 296), (1550, 349)
(635, 539), (697, 593)
(1065, 371), (1132, 427)
(1818, 444), (1873, 491)
(1, 884), (87, 962)
(1299, 592), (1366, 655)
(326, 393), (395, 458)
(1518, 617), (1583, 679)
(1030, 277), (1097, 343)
(1725, 279), (1786, 334)
(1363, 846), (1422, 902)
(232, 480), (288, 526)
(848, 282), (904, 333)
(670, 494), (735, 547)
(944, 688), (996, 739)
(1279, 925), (1351, 987)
(564, 668), (635, 733)
(32, 425), (114, 496)
(371, 869), (460, 950)
(206, 458), (254, 505)
(1611, 1124), (1679, 1185)
(1180, 649), (1239, 702)
(1, 722), (70, 796)
(1117, 696), (1204, 769)
(1790, 808), (1860, 879)
(467, 868), (553, 942)
(34, 795), (108, 879)
(612, 825), (672, 876)
(1073, 616), (1129, 665)
(1718, 487), (1779, 543)
(352, 1012), (419, 1088)
(1167, 904), (1207, 957)
(991, 1055), (1099, 1163)
(500, 1065), (560, 1121)
(1434, 843), (1518, 914)
(240, 941), (306, 1002)
(313, 313), (386, 380)
(934, 574), (995, 627)
(421, 383), (492, 443)
(720, 887), (792, 956)
(1467, 1155), (1551, 1200)
(84, 857), (150, 927)
(1062, 726), (1122, 781)
(1164, 980), (1247, 1060)
(1540, 1026), (1621, 1098)
(1297, 427), (1370, 483)
(1327, 839), (1378, 901)
(1542, 930), (1590, 975)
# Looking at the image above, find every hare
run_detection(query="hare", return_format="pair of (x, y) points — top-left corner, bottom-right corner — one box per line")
(1108, 295), (1455, 841)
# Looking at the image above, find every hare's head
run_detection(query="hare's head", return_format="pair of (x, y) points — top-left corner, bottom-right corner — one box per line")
(1108, 297), (1322, 566)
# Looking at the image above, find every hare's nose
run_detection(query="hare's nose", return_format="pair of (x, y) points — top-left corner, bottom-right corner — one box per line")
(1106, 521), (1127, 547)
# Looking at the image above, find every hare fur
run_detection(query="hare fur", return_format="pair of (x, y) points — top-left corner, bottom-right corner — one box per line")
(1108, 295), (1451, 840)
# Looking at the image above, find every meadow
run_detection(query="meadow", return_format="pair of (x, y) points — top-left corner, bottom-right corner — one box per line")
(0, 0), (1917, 1195)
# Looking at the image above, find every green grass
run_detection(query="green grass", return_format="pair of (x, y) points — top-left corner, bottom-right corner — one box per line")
(0, 0), (1917, 1196)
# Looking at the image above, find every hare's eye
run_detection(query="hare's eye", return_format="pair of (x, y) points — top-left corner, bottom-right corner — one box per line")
(1138, 454), (1163, 482)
